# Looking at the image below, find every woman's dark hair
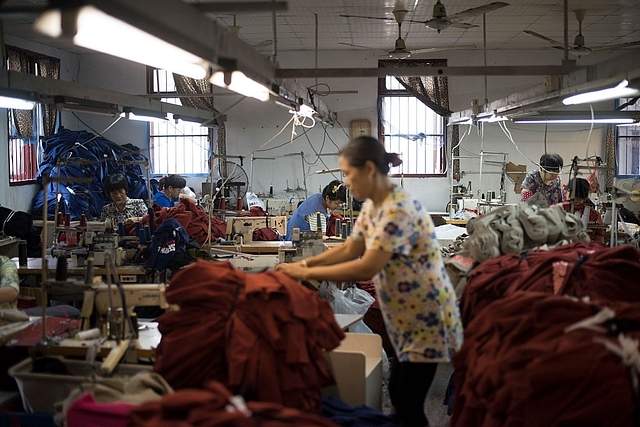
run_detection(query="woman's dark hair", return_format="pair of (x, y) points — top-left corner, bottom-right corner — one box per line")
(340, 136), (402, 174)
(322, 179), (347, 202)
(104, 173), (128, 194)
(568, 177), (590, 200)
(159, 174), (186, 190)
(539, 153), (563, 173)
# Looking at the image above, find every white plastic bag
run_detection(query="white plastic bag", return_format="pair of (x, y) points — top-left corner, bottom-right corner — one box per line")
(325, 282), (375, 333)
(245, 192), (265, 209)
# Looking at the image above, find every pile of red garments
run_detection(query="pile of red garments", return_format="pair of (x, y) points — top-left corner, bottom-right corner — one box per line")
(154, 260), (345, 414)
(459, 242), (640, 325)
(452, 292), (640, 427)
(129, 381), (339, 427)
(144, 198), (226, 245)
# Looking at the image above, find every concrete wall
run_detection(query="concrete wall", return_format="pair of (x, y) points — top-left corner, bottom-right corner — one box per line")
(0, 38), (622, 215)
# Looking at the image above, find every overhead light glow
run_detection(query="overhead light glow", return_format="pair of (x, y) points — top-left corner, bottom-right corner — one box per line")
(122, 107), (167, 123)
(210, 71), (271, 102)
(34, 6), (210, 79)
(0, 96), (36, 110)
(563, 80), (640, 105)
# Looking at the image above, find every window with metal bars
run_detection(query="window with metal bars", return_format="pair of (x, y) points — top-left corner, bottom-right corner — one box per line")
(148, 69), (212, 176)
(378, 74), (446, 177)
(616, 97), (640, 177)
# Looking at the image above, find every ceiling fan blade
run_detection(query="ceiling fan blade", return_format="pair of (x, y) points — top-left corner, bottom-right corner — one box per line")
(450, 22), (478, 29)
(338, 42), (388, 53)
(447, 2), (509, 22)
(340, 14), (395, 22)
(524, 30), (564, 48)
(589, 40), (640, 52)
(411, 44), (477, 54)
(252, 40), (273, 50)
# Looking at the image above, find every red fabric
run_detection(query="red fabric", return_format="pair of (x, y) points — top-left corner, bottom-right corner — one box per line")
(143, 198), (226, 245)
(452, 292), (640, 427)
(67, 393), (134, 427)
(129, 381), (339, 427)
(240, 206), (268, 217)
(558, 201), (605, 242)
(326, 213), (344, 237)
(459, 242), (640, 325)
(153, 260), (345, 414)
(252, 227), (279, 241)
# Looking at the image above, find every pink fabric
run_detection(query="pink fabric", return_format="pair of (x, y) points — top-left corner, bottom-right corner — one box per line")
(67, 393), (135, 427)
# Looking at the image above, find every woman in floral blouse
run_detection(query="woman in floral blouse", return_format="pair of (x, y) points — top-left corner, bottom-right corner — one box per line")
(520, 153), (564, 206)
(277, 136), (463, 427)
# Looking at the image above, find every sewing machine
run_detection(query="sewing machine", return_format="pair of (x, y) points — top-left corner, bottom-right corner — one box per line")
(225, 216), (287, 243)
(278, 229), (324, 263)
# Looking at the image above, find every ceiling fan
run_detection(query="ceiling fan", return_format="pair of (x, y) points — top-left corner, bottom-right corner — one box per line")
(524, 9), (640, 57)
(227, 15), (273, 51)
(414, 0), (509, 33)
(339, 9), (476, 59)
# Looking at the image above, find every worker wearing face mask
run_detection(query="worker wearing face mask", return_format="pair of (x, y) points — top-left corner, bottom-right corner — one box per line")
(285, 180), (347, 240)
(520, 153), (564, 206)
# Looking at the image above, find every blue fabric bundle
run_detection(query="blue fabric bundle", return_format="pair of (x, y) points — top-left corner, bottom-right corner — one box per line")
(32, 127), (149, 220)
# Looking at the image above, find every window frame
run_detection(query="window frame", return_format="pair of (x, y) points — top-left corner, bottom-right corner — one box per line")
(147, 67), (213, 178)
(615, 97), (640, 178)
(377, 62), (447, 178)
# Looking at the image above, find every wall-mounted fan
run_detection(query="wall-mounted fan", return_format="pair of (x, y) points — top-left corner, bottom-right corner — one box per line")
(615, 178), (640, 214)
(228, 15), (273, 51)
(414, 0), (509, 33)
(524, 9), (640, 57)
(340, 9), (476, 59)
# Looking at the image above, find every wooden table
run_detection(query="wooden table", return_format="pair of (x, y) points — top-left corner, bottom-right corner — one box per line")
(444, 218), (469, 226)
(42, 314), (364, 359)
(13, 257), (146, 279)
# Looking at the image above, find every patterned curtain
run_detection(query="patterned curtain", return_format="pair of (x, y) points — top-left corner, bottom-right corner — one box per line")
(36, 55), (60, 139)
(451, 125), (460, 176)
(605, 125), (615, 193)
(173, 74), (226, 174)
(380, 59), (451, 117)
(6, 46), (33, 140)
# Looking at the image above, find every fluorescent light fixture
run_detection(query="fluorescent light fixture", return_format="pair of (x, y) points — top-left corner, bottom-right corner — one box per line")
(122, 107), (167, 123)
(513, 111), (640, 124)
(447, 116), (474, 126)
(477, 113), (509, 123)
(209, 71), (271, 102)
(563, 80), (640, 106)
(54, 96), (121, 117)
(0, 88), (39, 110)
(34, 6), (210, 79)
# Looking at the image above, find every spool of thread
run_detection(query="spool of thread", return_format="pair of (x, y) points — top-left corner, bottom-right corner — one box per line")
(144, 225), (151, 242)
(79, 214), (87, 227)
(342, 223), (348, 238)
(236, 197), (243, 211)
(346, 220), (352, 236)
(269, 184), (274, 196)
(316, 213), (322, 232)
(64, 213), (71, 227)
(335, 220), (341, 238)
(135, 222), (142, 236)
(117, 222), (125, 237)
(75, 328), (101, 340)
(219, 196), (226, 210)
(138, 227), (146, 243)
(18, 240), (27, 266)
(55, 255), (68, 281)
(57, 212), (64, 226)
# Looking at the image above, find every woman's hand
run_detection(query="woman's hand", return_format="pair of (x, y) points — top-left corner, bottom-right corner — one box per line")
(275, 262), (309, 281)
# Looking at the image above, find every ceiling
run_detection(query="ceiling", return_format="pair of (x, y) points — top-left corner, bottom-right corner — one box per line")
(2, 0), (640, 60)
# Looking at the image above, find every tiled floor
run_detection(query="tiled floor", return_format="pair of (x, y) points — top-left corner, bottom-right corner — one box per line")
(425, 363), (454, 427)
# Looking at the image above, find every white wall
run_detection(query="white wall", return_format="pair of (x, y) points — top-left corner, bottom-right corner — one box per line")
(0, 41), (623, 215)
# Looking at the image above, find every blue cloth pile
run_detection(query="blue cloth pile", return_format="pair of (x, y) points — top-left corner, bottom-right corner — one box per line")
(32, 127), (149, 220)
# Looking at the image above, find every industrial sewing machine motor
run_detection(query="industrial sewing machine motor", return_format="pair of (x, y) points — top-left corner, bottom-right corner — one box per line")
(278, 228), (324, 263)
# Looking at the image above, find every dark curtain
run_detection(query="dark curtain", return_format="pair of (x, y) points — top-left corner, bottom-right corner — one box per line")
(6, 46), (33, 140)
(605, 126), (615, 193)
(172, 74), (226, 174)
(381, 59), (451, 117)
(36, 55), (60, 139)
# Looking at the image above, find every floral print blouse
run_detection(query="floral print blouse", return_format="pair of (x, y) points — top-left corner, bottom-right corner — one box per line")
(100, 198), (148, 225)
(352, 187), (463, 363)
(0, 255), (19, 309)
(521, 169), (564, 206)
